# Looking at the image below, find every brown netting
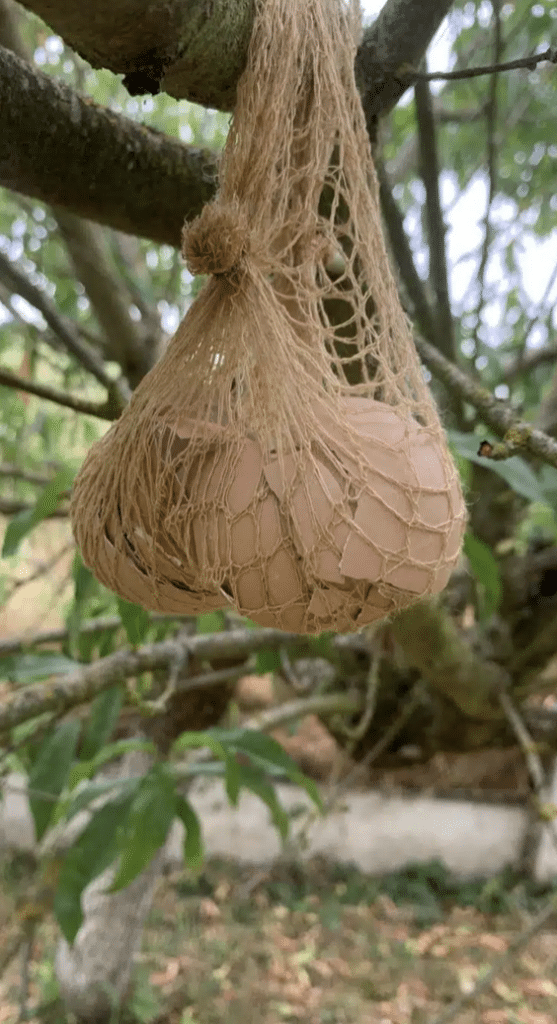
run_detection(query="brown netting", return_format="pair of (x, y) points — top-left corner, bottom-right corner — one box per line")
(71, 0), (467, 633)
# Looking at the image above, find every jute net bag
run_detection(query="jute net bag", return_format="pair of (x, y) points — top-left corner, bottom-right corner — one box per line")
(71, 0), (467, 633)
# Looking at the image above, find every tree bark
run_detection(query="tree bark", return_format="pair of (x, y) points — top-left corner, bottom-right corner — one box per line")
(53, 750), (168, 1023)
(1, 0), (455, 244)
(0, 44), (217, 247)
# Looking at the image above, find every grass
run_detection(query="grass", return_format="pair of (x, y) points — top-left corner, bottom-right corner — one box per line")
(2, 857), (557, 1024)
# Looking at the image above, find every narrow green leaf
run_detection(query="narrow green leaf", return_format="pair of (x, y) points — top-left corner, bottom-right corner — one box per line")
(463, 532), (502, 620)
(448, 431), (548, 505)
(214, 728), (324, 813)
(28, 721), (81, 841)
(54, 793), (135, 943)
(196, 610), (226, 633)
(224, 754), (241, 806)
(56, 775), (140, 826)
(232, 762), (290, 841)
(80, 686), (124, 761)
(0, 652), (78, 683)
(109, 767), (176, 892)
(2, 467), (74, 556)
(68, 738), (156, 791)
(175, 795), (204, 871)
(170, 730), (227, 760)
(117, 597), (151, 646)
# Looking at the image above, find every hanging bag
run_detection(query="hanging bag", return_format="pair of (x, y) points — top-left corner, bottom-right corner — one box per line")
(71, 0), (466, 633)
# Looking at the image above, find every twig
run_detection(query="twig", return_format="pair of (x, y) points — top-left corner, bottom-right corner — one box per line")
(4, 542), (73, 596)
(0, 498), (69, 518)
(502, 259), (557, 382)
(342, 683), (425, 785)
(499, 689), (546, 791)
(0, 629), (367, 733)
(429, 893), (557, 1024)
(469, 0), (501, 367)
(0, 613), (188, 657)
(19, 924), (34, 1020)
(413, 46), (557, 82)
(0, 249), (129, 409)
(339, 650), (382, 742)
(0, 464), (54, 486)
(414, 332), (557, 469)
(0, 366), (116, 420)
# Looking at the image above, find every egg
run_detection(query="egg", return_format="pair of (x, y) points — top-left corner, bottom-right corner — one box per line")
(72, 397), (466, 631)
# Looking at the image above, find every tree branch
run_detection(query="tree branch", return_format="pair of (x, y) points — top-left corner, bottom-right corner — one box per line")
(2, 0), (455, 244)
(415, 332), (557, 470)
(375, 157), (438, 343)
(0, 248), (129, 407)
(0, 629), (368, 733)
(356, 0), (456, 130)
(0, 613), (187, 657)
(414, 45), (557, 82)
(414, 75), (457, 364)
(0, 45), (218, 248)
(389, 599), (507, 719)
(53, 211), (158, 387)
(469, 1), (501, 367)
(0, 464), (53, 486)
(0, 498), (69, 518)
(0, 366), (115, 419)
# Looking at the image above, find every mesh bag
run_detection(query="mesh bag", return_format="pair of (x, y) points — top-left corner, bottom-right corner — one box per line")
(71, 0), (467, 633)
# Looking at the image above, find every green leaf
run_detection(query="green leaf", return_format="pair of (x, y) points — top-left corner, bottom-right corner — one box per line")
(109, 767), (176, 892)
(56, 774), (141, 825)
(254, 648), (282, 675)
(67, 739), (157, 793)
(170, 730), (228, 760)
(224, 754), (241, 806)
(213, 728), (323, 813)
(448, 432), (548, 505)
(2, 467), (74, 556)
(196, 610), (226, 633)
(117, 597), (151, 646)
(175, 795), (204, 870)
(80, 686), (124, 761)
(0, 652), (78, 683)
(463, 532), (502, 620)
(54, 793), (135, 943)
(232, 762), (290, 842)
(28, 721), (81, 841)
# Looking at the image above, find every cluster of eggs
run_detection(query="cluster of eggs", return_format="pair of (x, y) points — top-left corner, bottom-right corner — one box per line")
(75, 397), (466, 633)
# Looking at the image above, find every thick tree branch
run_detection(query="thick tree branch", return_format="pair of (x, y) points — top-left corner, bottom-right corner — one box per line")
(2, 0), (454, 244)
(0, 45), (218, 248)
(0, 629), (368, 732)
(356, 0), (455, 130)
(390, 599), (507, 720)
(0, 366), (115, 419)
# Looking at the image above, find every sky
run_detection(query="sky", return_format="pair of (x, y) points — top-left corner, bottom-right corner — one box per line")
(2, 0), (556, 366)
(362, 0), (557, 363)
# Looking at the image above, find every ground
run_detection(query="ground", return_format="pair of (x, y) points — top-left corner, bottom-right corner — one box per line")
(1, 857), (557, 1024)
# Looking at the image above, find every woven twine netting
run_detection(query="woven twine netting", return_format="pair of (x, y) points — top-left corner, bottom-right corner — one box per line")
(71, 0), (467, 634)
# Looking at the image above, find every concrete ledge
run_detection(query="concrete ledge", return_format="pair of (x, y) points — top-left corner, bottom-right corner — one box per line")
(1, 772), (535, 880)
